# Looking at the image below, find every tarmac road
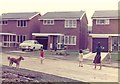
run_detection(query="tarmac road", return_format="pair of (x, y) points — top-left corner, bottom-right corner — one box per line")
(1, 52), (119, 82)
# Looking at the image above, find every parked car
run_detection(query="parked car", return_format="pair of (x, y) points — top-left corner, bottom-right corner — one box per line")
(19, 40), (43, 51)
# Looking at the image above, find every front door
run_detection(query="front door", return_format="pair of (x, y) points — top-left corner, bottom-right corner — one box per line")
(112, 36), (120, 52)
(53, 36), (57, 50)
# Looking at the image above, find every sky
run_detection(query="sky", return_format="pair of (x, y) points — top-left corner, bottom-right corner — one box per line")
(0, 0), (119, 26)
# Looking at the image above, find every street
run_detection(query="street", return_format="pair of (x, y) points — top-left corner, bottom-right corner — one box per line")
(1, 48), (119, 82)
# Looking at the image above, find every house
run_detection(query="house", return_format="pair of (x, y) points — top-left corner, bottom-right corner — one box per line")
(32, 11), (88, 50)
(88, 10), (119, 52)
(0, 12), (41, 47)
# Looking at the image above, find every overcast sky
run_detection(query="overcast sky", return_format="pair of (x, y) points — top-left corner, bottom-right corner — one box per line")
(0, 0), (119, 26)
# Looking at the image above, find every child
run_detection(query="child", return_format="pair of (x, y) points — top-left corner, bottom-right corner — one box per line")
(40, 49), (44, 64)
(107, 50), (111, 64)
(79, 49), (83, 67)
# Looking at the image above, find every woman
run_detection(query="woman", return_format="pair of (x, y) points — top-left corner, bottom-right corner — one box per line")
(79, 49), (83, 67)
(93, 42), (102, 70)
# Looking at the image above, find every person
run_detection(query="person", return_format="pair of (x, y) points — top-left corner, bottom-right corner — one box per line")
(54, 43), (57, 54)
(40, 48), (44, 64)
(50, 43), (53, 54)
(107, 50), (111, 64)
(93, 42), (102, 70)
(78, 49), (83, 67)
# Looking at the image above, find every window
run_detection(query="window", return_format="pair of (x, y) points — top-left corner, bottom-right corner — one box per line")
(96, 19), (109, 25)
(43, 20), (54, 25)
(65, 20), (77, 28)
(17, 20), (27, 27)
(17, 35), (26, 43)
(58, 36), (62, 43)
(64, 36), (76, 45)
(0, 20), (8, 25)
(13, 36), (16, 41)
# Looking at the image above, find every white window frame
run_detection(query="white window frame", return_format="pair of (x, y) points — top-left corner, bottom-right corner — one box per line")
(17, 20), (27, 27)
(0, 20), (8, 25)
(65, 19), (77, 28)
(17, 35), (26, 43)
(64, 35), (76, 45)
(96, 19), (110, 25)
(43, 19), (54, 25)
(0, 21), (1, 25)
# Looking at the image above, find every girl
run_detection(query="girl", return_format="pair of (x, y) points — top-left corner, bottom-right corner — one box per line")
(79, 49), (83, 67)
(40, 49), (44, 64)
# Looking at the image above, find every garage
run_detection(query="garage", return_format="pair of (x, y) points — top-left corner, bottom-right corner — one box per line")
(92, 38), (108, 52)
(35, 36), (48, 50)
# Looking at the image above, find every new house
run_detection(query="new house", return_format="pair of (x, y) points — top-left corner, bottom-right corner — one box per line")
(32, 11), (88, 50)
(88, 10), (119, 52)
(0, 12), (41, 47)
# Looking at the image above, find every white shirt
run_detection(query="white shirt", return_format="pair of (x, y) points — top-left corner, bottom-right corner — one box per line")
(79, 53), (83, 61)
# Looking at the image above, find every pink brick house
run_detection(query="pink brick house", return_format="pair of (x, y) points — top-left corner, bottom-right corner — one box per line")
(32, 11), (88, 50)
(88, 10), (119, 52)
(0, 12), (41, 47)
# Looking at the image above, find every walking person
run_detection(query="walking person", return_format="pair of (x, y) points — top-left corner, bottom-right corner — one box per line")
(93, 42), (102, 70)
(40, 48), (44, 64)
(78, 49), (83, 67)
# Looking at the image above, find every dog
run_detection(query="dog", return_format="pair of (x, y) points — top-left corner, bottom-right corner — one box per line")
(8, 56), (24, 68)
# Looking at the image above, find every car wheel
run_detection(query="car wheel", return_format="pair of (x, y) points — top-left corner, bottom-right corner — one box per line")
(30, 49), (33, 51)
(22, 49), (25, 51)
(30, 47), (35, 51)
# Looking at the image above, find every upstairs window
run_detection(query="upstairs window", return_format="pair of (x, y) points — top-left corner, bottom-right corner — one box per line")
(0, 20), (8, 25)
(17, 20), (27, 27)
(43, 20), (54, 25)
(96, 19), (109, 25)
(65, 20), (77, 28)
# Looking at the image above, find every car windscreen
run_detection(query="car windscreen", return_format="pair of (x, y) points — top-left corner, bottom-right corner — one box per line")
(23, 41), (33, 43)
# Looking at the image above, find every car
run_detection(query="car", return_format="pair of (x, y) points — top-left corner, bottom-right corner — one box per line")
(19, 40), (43, 51)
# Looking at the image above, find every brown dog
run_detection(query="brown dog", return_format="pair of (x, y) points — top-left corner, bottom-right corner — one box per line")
(8, 56), (24, 68)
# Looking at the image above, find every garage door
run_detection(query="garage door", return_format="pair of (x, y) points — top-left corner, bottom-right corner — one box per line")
(35, 37), (48, 50)
(92, 38), (108, 52)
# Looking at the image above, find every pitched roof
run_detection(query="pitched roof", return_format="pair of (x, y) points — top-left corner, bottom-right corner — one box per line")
(92, 10), (118, 19)
(1, 12), (40, 20)
(39, 11), (85, 20)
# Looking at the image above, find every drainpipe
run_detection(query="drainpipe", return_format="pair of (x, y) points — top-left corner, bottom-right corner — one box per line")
(79, 18), (82, 50)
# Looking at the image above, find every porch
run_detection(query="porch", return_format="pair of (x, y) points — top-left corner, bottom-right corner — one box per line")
(32, 33), (64, 50)
(0, 33), (27, 48)
(89, 34), (120, 52)
(0, 33), (17, 47)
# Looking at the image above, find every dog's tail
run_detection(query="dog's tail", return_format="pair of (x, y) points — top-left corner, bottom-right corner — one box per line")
(8, 57), (10, 60)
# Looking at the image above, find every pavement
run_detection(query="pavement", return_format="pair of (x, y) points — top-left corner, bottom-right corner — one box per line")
(45, 51), (119, 68)
(83, 52), (119, 68)
(1, 52), (119, 82)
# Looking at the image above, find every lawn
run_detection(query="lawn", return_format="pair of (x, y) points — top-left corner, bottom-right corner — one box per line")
(111, 53), (120, 61)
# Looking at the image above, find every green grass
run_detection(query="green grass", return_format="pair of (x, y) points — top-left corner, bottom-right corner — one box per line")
(111, 53), (120, 61)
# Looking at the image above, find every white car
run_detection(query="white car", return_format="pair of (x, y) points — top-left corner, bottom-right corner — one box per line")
(19, 40), (43, 51)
